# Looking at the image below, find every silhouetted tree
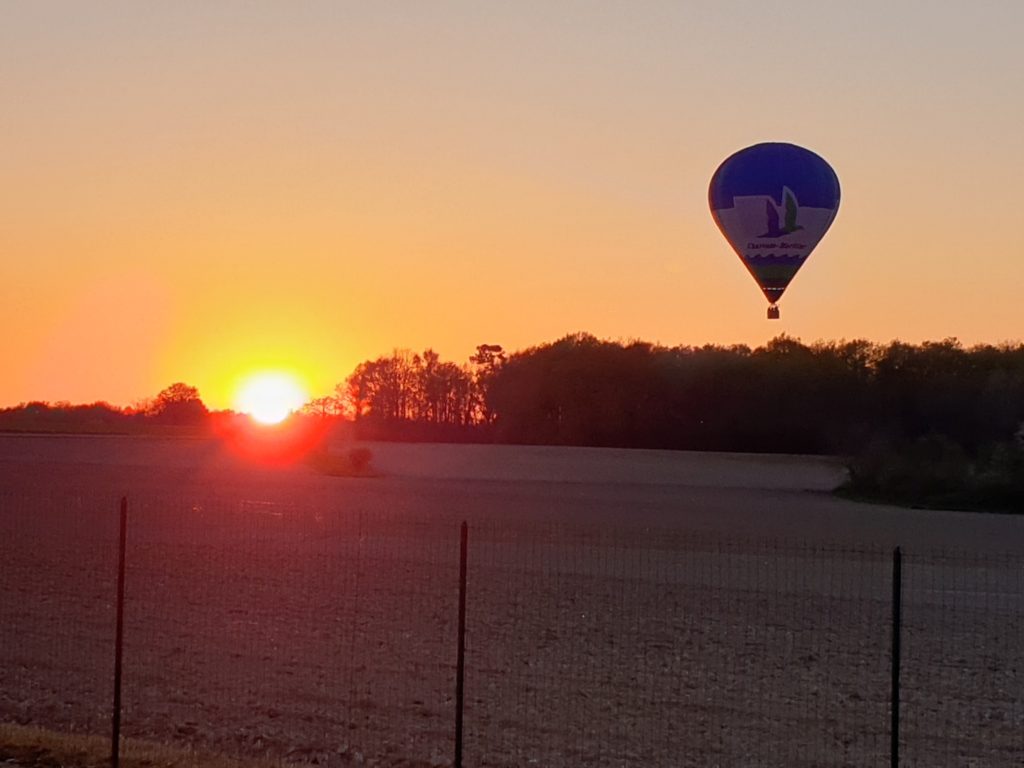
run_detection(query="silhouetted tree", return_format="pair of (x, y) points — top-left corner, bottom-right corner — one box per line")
(470, 344), (506, 424)
(417, 349), (475, 425)
(339, 349), (482, 439)
(302, 395), (343, 418)
(149, 382), (207, 425)
(344, 353), (415, 421)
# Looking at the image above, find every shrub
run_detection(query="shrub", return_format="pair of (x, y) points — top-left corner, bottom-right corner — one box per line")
(306, 446), (375, 477)
(347, 447), (373, 473)
(844, 434), (1024, 512)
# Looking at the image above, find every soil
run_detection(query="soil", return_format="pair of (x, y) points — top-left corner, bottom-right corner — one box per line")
(1, 436), (1023, 767)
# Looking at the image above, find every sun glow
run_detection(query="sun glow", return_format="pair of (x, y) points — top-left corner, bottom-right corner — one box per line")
(234, 372), (308, 425)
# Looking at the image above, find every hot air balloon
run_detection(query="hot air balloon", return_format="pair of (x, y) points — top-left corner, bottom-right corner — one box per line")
(709, 143), (840, 319)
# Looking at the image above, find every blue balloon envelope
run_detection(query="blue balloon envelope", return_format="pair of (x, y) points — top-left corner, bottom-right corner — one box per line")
(709, 143), (840, 318)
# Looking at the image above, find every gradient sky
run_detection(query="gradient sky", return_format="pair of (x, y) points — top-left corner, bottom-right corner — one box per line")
(3, 1), (1023, 409)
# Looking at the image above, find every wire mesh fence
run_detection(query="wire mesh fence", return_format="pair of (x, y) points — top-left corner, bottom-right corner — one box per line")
(0, 489), (122, 735)
(119, 495), (461, 766)
(1, 490), (1022, 767)
(901, 549), (1024, 765)
(465, 524), (893, 767)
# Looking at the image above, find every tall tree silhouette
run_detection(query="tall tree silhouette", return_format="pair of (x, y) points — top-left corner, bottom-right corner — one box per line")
(149, 382), (207, 425)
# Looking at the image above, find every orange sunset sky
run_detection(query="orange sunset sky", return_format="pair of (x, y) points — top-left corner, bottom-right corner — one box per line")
(2, 2), (1022, 410)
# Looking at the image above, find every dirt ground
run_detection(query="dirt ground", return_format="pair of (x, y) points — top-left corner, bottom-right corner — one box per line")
(1, 435), (1022, 767)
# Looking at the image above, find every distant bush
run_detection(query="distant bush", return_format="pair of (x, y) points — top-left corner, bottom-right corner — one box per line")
(307, 446), (376, 477)
(843, 434), (1024, 512)
(347, 447), (373, 473)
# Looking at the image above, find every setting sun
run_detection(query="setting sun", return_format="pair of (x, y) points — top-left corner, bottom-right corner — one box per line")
(234, 372), (308, 425)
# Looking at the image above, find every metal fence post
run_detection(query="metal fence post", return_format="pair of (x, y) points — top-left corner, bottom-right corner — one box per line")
(455, 521), (468, 768)
(891, 546), (902, 768)
(112, 496), (128, 768)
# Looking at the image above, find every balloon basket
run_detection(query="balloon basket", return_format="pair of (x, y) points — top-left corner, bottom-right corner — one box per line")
(767, 305), (780, 320)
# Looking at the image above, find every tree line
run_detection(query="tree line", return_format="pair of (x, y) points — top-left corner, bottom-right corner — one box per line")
(299, 344), (504, 441)
(4, 334), (1024, 457)
(505, 335), (1024, 453)
(5, 333), (1021, 508)
(0, 382), (210, 433)
(314, 335), (1024, 456)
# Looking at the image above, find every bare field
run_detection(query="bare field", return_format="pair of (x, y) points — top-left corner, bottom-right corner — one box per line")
(1, 435), (1023, 767)
(1, 433), (1022, 551)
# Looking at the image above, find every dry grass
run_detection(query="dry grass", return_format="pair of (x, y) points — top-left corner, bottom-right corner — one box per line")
(0, 723), (281, 768)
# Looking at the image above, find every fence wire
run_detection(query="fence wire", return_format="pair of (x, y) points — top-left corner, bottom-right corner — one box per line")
(0, 489), (121, 735)
(1, 491), (1023, 767)
(901, 549), (1024, 765)
(465, 523), (892, 768)
(118, 495), (460, 766)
